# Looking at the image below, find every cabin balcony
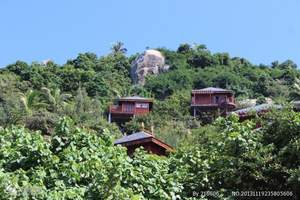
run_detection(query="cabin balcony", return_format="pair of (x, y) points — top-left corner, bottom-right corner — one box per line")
(109, 105), (135, 114)
(191, 102), (219, 107)
(191, 97), (236, 109)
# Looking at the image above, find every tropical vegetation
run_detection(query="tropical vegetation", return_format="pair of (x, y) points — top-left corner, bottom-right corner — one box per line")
(0, 42), (299, 199)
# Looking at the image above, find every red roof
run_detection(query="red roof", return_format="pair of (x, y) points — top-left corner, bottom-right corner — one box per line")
(192, 87), (233, 94)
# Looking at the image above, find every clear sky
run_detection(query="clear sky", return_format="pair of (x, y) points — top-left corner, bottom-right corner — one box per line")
(0, 0), (299, 67)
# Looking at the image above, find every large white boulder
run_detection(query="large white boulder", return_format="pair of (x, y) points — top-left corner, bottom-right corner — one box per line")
(131, 49), (169, 85)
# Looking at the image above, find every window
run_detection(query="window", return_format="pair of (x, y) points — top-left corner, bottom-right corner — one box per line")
(136, 103), (149, 108)
(124, 103), (134, 112)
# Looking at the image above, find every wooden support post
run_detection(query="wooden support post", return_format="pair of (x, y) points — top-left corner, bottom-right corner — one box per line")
(108, 113), (111, 123)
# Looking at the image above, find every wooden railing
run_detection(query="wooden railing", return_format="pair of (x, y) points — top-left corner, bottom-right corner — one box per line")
(109, 105), (135, 114)
(191, 98), (235, 106)
(109, 105), (150, 115)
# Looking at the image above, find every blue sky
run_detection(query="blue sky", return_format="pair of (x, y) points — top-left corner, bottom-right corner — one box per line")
(0, 0), (299, 67)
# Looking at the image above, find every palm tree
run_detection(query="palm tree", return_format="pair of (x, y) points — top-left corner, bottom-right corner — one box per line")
(40, 87), (72, 113)
(110, 41), (127, 55)
(19, 90), (48, 115)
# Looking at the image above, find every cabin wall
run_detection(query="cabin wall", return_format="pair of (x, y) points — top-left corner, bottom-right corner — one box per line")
(146, 143), (166, 156)
(119, 102), (150, 115)
(110, 100), (152, 123)
(193, 94), (212, 104)
(127, 142), (166, 156)
(121, 102), (135, 113)
(192, 93), (234, 105)
(228, 96), (234, 103)
(134, 102), (151, 115)
(135, 107), (150, 115)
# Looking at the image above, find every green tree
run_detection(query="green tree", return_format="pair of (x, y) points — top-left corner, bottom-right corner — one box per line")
(67, 53), (98, 71)
(110, 41), (127, 55)
(19, 90), (48, 115)
(40, 87), (72, 113)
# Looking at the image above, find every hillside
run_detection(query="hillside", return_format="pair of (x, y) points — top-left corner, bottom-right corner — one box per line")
(0, 43), (299, 199)
(1, 43), (299, 143)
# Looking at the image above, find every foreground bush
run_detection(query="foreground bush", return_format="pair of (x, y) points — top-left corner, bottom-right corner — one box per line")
(0, 109), (299, 199)
(0, 117), (182, 199)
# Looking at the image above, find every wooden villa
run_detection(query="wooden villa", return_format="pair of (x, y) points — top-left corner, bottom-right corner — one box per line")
(114, 130), (174, 156)
(108, 96), (153, 123)
(191, 87), (236, 118)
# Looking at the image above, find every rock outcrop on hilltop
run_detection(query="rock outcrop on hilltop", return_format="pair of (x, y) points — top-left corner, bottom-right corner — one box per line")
(131, 49), (169, 85)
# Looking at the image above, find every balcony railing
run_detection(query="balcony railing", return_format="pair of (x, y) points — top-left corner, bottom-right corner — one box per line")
(109, 105), (135, 114)
(191, 98), (236, 106)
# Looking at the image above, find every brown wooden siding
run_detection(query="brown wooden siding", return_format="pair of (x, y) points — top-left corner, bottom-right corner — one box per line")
(192, 93), (235, 105)
(126, 141), (168, 156)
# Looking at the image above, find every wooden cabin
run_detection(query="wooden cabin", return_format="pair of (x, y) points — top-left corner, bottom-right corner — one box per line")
(191, 87), (236, 119)
(108, 96), (153, 123)
(114, 130), (174, 156)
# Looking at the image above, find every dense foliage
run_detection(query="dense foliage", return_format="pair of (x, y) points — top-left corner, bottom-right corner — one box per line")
(0, 42), (299, 199)
(0, 109), (299, 199)
(1, 43), (300, 134)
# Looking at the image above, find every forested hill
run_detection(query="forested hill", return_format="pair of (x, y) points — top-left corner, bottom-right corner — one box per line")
(0, 43), (299, 199)
(0, 43), (299, 137)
